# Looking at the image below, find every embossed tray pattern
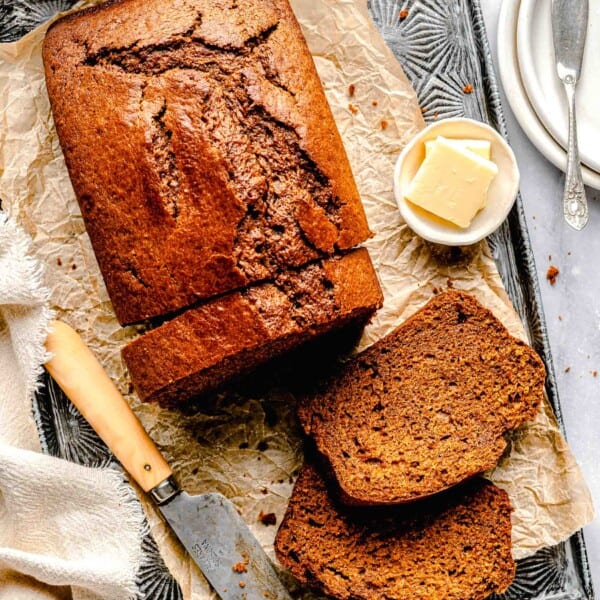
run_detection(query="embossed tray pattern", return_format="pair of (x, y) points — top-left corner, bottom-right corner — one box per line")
(1, 0), (594, 598)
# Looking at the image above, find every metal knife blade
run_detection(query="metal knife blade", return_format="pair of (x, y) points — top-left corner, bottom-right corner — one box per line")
(44, 321), (291, 600)
(160, 490), (291, 600)
(552, 0), (589, 230)
(552, 0), (588, 83)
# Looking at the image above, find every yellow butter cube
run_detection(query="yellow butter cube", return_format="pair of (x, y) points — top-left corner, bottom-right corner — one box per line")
(425, 138), (491, 160)
(405, 137), (499, 228)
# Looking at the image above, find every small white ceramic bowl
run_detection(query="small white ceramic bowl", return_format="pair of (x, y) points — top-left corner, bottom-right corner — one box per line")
(393, 117), (520, 246)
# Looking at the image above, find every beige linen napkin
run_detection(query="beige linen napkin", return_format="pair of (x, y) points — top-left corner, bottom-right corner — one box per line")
(0, 212), (145, 600)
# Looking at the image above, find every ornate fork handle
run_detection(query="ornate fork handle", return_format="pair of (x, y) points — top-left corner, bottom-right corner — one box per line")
(562, 77), (588, 230)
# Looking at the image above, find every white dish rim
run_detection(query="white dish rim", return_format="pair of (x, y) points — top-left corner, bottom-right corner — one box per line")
(496, 0), (600, 190)
(393, 117), (520, 247)
(516, 0), (600, 174)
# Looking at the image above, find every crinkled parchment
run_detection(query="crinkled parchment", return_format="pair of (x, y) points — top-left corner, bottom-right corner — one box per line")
(0, 0), (593, 596)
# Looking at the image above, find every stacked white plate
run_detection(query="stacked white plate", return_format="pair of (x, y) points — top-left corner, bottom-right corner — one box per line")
(497, 0), (600, 189)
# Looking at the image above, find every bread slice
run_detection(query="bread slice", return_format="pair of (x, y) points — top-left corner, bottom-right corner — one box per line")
(122, 248), (382, 406)
(274, 462), (516, 600)
(298, 290), (545, 505)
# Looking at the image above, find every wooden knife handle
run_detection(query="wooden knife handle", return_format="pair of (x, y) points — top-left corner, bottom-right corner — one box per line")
(45, 320), (172, 492)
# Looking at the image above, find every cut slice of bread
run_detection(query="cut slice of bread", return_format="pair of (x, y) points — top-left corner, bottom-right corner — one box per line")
(298, 290), (545, 505)
(275, 462), (516, 600)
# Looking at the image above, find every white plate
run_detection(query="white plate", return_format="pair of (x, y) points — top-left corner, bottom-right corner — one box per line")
(517, 0), (600, 173)
(497, 0), (600, 190)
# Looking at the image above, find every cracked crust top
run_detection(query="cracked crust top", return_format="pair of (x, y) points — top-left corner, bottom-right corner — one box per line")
(43, 0), (371, 325)
(122, 248), (383, 405)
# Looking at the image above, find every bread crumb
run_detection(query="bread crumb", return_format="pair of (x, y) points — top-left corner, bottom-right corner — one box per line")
(548, 255), (552, 261)
(558, 315), (563, 321)
(380, 119), (389, 130)
(565, 367), (571, 373)
(568, 251), (572, 256)
(259, 511), (277, 526)
(233, 551), (249, 574)
(371, 100), (379, 107)
(348, 103), (359, 115)
(594, 371), (598, 378)
(420, 107), (427, 114)
(399, 8), (409, 19)
(546, 265), (560, 285)
(239, 582), (246, 588)
(56, 257), (62, 266)
(348, 84), (355, 97)
(71, 263), (77, 270)
(463, 84), (474, 94)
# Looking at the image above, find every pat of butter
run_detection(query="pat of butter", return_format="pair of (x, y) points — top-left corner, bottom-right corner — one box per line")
(425, 138), (491, 160)
(405, 137), (499, 229)
(426, 138), (492, 210)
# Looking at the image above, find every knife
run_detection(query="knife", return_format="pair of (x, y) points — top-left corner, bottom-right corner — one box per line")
(45, 320), (291, 600)
(552, 0), (589, 230)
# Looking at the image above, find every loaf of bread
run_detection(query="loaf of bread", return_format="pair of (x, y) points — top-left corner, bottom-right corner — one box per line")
(274, 462), (516, 600)
(298, 290), (545, 505)
(122, 249), (383, 405)
(43, 0), (371, 325)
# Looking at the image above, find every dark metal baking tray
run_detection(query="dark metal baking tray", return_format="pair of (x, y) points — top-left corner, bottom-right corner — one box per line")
(1, 0), (593, 597)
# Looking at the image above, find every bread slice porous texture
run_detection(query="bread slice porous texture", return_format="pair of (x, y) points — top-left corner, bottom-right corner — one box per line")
(298, 290), (546, 505)
(275, 462), (516, 600)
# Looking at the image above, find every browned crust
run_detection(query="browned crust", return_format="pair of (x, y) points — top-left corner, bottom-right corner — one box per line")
(274, 463), (516, 600)
(122, 249), (382, 405)
(298, 290), (546, 505)
(43, 0), (371, 325)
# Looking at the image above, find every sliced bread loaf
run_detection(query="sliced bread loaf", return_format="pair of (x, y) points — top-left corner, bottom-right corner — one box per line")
(43, 0), (371, 325)
(298, 290), (545, 505)
(122, 248), (382, 406)
(274, 462), (516, 600)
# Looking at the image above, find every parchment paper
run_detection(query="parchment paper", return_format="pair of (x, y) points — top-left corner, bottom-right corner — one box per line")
(0, 0), (593, 597)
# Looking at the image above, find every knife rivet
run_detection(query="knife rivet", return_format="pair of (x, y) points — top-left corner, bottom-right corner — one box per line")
(144, 464), (151, 471)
